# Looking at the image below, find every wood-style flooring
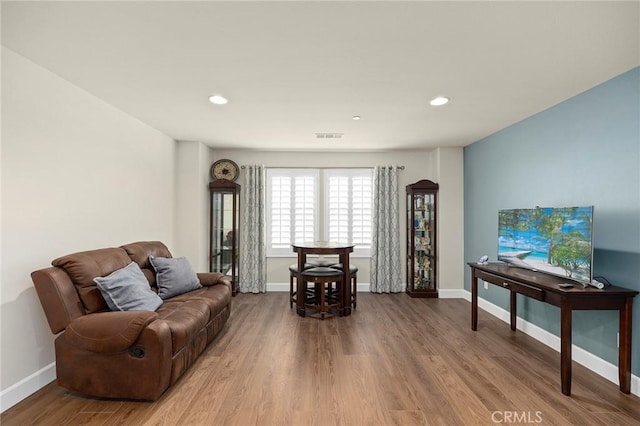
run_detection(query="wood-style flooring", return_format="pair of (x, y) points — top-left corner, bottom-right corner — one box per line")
(3, 293), (639, 425)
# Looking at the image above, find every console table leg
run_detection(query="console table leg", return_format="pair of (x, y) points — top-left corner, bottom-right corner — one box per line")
(560, 300), (572, 396)
(619, 298), (633, 394)
(510, 290), (517, 331)
(471, 272), (478, 331)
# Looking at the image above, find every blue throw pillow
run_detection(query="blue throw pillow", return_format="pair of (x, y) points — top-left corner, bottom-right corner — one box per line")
(149, 256), (202, 299)
(94, 262), (163, 311)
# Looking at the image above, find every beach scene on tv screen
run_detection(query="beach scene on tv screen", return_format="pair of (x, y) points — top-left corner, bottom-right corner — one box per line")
(498, 206), (593, 283)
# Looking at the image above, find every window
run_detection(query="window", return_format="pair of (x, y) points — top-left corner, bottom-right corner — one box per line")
(266, 169), (319, 255)
(324, 169), (372, 254)
(266, 168), (373, 257)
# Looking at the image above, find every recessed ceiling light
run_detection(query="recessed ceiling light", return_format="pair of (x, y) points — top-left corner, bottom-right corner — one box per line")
(429, 96), (449, 106)
(208, 94), (228, 105)
(352, 115), (361, 120)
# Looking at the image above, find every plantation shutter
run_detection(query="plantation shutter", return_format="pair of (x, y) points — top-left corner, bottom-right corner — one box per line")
(269, 176), (291, 249)
(325, 170), (373, 249)
(293, 175), (316, 243)
(266, 169), (318, 255)
(327, 176), (350, 242)
(352, 175), (372, 246)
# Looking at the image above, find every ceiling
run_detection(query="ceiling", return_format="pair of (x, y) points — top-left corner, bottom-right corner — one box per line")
(2, 1), (638, 152)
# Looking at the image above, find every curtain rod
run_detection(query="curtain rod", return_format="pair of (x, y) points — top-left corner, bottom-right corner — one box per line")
(240, 165), (404, 170)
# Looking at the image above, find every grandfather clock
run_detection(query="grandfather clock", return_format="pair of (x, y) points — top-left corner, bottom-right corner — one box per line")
(209, 159), (240, 296)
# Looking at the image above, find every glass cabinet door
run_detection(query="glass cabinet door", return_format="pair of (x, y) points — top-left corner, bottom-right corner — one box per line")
(209, 180), (240, 296)
(406, 180), (438, 298)
(412, 192), (434, 290)
(210, 192), (234, 275)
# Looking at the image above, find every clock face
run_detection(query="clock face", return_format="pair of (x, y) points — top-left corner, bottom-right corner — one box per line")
(210, 159), (239, 181)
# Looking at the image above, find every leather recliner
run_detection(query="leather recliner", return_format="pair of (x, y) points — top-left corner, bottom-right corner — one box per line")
(31, 241), (232, 400)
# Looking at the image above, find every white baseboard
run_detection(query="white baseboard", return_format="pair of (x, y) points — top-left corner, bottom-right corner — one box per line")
(267, 282), (372, 293)
(1, 362), (56, 412)
(460, 290), (640, 397)
(268, 284), (464, 296)
(438, 288), (469, 299)
(267, 284), (464, 300)
(267, 282), (290, 292)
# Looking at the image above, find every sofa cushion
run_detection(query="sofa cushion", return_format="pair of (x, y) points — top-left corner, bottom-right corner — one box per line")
(52, 247), (132, 313)
(149, 256), (202, 299)
(94, 262), (163, 311)
(169, 285), (231, 319)
(121, 241), (172, 287)
(156, 298), (210, 354)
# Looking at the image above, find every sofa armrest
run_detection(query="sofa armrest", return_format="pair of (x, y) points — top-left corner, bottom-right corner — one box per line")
(65, 311), (158, 353)
(197, 272), (232, 292)
(32, 267), (86, 334)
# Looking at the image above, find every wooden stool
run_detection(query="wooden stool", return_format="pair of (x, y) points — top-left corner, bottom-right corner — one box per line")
(289, 263), (313, 308)
(301, 267), (343, 319)
(330, 263), (359, 308)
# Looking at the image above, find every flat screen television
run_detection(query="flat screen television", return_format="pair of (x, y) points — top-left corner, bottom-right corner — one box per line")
(498, 206), (594, 284)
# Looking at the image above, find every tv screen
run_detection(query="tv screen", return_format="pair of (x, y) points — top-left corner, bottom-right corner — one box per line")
(498, 206), (594, 284)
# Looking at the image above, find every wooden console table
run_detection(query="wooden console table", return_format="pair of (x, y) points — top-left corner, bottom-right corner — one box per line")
(468, 262), (638, 396)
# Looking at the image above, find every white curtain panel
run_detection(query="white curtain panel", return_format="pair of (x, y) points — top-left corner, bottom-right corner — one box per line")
(370, 166), (403, 293)
(239, 165), (267, 293)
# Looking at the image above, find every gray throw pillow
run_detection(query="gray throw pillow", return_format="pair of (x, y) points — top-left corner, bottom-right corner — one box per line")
(94, 262), (163, 311)
(149, 256), (202, 299)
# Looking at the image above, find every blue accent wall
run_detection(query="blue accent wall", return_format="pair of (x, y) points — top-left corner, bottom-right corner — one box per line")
(464, 67), (640, 373)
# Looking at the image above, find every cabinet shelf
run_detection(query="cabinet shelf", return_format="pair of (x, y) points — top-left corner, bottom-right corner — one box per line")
(406, 180), (439, 298)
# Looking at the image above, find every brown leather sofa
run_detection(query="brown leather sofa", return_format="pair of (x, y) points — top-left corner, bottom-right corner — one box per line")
(31, 241), (232, 400)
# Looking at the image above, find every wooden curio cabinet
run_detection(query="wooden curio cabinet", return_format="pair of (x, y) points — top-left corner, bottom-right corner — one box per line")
(406, 180), (438, 298)
(209, 179), (240, 296)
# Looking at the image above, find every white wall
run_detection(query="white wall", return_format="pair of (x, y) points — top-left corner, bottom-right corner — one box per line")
(433, 147), (464, 290)
(0, 48), (176, 410)
(196, 149), (464, 291)
(174, 140), (210, 271)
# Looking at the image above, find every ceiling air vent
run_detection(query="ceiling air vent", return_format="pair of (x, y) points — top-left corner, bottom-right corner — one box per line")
(315, 133), (344, 140)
